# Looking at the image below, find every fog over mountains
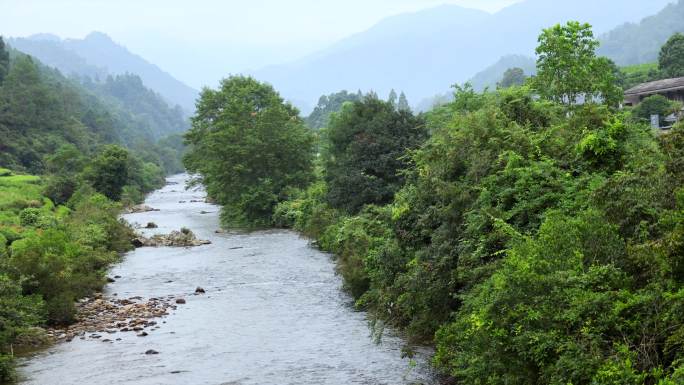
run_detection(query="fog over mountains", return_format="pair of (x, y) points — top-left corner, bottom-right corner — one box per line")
(9, 32), (199, 114)
(6, 0), (681, 114)
(251, 0), (676, 112)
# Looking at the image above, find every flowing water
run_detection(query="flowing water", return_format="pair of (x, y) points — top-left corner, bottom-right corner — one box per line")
(17, 174), (436, 385)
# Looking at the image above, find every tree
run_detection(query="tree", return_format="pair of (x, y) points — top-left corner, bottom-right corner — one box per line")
(398, 91), (410, 112)
(498, 67), (526, 88)
(659, 33), (684, 78)
(305, 90), (361, 129)
(324, 97), (426, 214)
(633, 94), (680, 126)
(0, 37), (9, 85)
(388, 89), (398, 108)
(534, 21), (622, 107)
(87, 145), (130, 201)
(184, 75), (314, 227)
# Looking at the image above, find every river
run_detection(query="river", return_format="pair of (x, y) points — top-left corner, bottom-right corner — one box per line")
(17, 174), (436, 385)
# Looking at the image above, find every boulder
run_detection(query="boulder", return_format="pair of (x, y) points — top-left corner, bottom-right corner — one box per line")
(134, 228), (211, 247)
(175, 298), (186, 304)
(145, 349), (159, 355)
(125, 204), (160, 214)
(145, 222), (158, 229)
(195, 287), (206, 294)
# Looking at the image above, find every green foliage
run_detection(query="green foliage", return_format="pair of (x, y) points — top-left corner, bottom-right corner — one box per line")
(534, 22), (623, 107)
(398, 91), (410, 112)
(620, 63), (661, 90)
(324, 96), (426, 214)
(184, 75), (315, 228)
(305, 90), (362, 130)
(0, 274), (44, 382)
(0, 48), (184, 176)
(633, 94), (681, 126)
(0, 37), (8, 86)
(85, 145), (130, 201)
(0, 168), (134, 375)
(598, 0), (684, 67)
(498, 67), (527, 88)
(659, 33), (684, 78)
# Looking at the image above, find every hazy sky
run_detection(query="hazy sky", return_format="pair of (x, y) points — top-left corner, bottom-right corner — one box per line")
(2, 0), (521, 88)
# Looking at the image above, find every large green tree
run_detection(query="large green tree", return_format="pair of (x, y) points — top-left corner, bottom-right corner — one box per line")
(86, 145), (130, 201)
(184, 75), (314, 227)
(0, 37), (9, 85)
(498, 67), (527, 88)
(659, 33), (684, 78)
(534, 21), (622, 107)
(324, 95), (426, 214)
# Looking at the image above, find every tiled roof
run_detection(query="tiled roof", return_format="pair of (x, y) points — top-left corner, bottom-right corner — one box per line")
(625, 77), (684, 96)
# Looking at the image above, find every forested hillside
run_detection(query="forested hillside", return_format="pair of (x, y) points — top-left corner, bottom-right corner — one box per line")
(599, 0), (684, 65)
(187, 21), (684, 384)
(9, 32), (198, 114)
(0, 34), (187, 380)
(0, 42), (185, 175)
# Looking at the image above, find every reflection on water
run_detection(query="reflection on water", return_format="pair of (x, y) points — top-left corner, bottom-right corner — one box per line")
(17, 174), (436, 385)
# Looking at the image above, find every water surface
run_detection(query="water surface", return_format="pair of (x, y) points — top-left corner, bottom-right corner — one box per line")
(18, 174), (435, 385)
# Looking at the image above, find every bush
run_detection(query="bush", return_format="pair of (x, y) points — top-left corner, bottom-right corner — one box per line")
(43, 175), (78, 205)
(44, 292), (76, 325)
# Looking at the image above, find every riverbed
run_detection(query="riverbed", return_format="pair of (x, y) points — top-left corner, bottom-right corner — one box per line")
(17, 174), (436, 385)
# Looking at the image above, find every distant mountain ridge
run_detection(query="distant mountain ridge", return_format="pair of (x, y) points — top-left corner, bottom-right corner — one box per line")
(9, 32), (198, 114)
(598, 0), (684, 65)
(252, 0), (675, 112)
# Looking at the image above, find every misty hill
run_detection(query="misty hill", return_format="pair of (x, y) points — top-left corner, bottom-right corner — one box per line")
(468, 54), (537, 91)
(598, 0), (684, 65)
(9, 32), (198, 114)
(252, 0), (674, 112)
(1, 47), (185, 173)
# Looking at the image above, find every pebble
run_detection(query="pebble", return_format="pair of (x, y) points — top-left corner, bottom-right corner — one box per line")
(46, 294), (178, 344)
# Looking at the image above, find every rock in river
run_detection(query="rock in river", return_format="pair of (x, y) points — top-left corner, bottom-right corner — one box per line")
(125, 204), (160, 214)
(133, 228), (211, 248)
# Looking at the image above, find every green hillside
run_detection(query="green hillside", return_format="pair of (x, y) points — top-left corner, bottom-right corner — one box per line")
(0, 43), (185, 175)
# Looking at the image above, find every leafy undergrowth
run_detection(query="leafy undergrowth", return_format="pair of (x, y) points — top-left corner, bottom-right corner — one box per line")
(0, 170), (135, 382)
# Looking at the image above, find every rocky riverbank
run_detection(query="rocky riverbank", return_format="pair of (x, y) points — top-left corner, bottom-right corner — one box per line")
(45, 289), (205, 344)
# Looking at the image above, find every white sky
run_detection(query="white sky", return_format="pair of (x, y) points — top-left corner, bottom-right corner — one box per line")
(1, 0), (522, 88)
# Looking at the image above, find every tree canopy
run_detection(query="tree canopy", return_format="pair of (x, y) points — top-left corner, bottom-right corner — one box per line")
(659, 32), (684, 78)
(305, 90), (362, 129)
(184, 75), (315, 227)
(324, 95), (426, 214)
(498, 67), (527, 88)
(534, 21), (623, 107)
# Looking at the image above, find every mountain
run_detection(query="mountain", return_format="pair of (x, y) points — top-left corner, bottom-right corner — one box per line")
(0, 45), (185, 173)
(598, 0), (684, 65)
(252, 0), (675, 112)
(469, 54), (536, 91)
(9, 32), (198, 114)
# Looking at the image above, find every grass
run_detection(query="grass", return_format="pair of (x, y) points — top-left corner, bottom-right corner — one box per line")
(621, 62), (658, 75)
(0, 172), (44, 225)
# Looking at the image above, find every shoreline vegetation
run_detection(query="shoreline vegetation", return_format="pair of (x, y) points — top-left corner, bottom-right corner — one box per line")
(0, 162), (167, 381)
(185, 23), (684, 384)
(2, 15), (684, 385)
(0, 33), (185, 381)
